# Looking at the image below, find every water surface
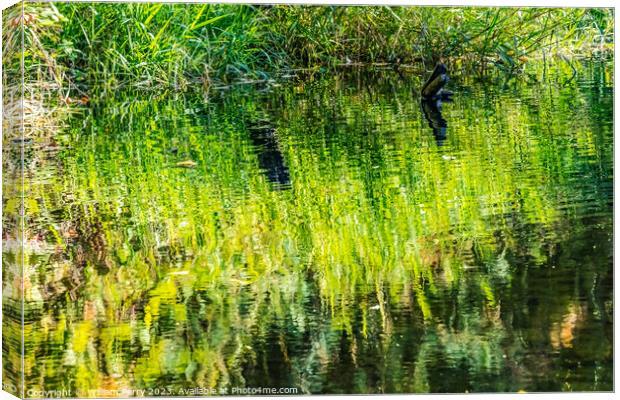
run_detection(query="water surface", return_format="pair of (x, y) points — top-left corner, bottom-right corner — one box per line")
(4, 60), (613, 395)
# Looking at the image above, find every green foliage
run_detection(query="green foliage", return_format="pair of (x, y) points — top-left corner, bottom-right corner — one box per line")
(53, 3), (279, 90)
(5, 3), (613, 91)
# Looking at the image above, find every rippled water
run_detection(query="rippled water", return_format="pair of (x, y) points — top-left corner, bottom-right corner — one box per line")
(3, 60), (613, 395)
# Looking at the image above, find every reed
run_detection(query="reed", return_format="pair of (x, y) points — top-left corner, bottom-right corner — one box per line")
(4, 3), (613, 94)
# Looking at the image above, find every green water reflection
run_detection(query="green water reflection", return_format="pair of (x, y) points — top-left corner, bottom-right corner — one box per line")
(4, 60), (613, 394)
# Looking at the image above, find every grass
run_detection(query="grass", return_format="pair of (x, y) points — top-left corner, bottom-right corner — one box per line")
(2, 3), (614, 95)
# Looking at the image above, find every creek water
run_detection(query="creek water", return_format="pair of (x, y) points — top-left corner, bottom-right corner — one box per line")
(4, 59), (613, 394)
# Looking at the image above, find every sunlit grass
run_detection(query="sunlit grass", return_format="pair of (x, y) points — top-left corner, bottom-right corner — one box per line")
(3, 3), (613, 94)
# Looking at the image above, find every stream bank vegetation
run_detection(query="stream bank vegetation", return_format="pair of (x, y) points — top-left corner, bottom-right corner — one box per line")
(3, 2), (614, 97)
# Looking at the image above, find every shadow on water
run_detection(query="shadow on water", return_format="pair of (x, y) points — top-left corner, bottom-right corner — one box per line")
(247, 120), (291, 189)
